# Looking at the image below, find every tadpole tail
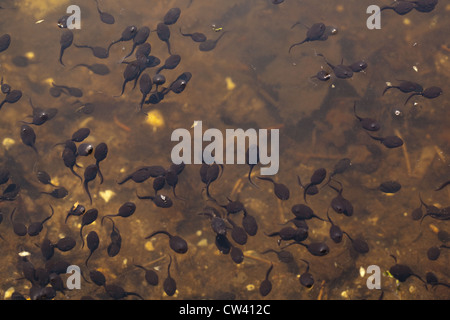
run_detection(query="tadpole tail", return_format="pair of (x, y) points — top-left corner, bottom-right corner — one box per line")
(166, 40), (172, 56)
(116, 80), (127, 98)
(19, 120), (33, 125)
(97, 165), (104, 184)
(256, 176), (272, 183)
(280, 241), (303, 250)
(107, 40), (120, 55)
(342, 231), (353, 242)
(59, 47), (65, 66)
(84, 181), (92, 205)
(52, 141), (67, 149)
(135, 192), (154, 201)
(156, 66), (165, 75)
(411, 273), (427, 285)
(204, 189), (219, 204)
(404, 92), (420, 105)
(85, 251), (94, 267)
(320, 176), (333, 190)
(80, 226), (85, 248)
(125, 291), (144, 300)
(288, 39), (306, 53)
(138, 94), (147, 112)
(435, 180), (450, 191)
(65, 212), (73, 224)
(172, 185), (186, 201)
(264, 231), (280, 238)
(382, 86), (394, 96)
(313, 213), (326, 222)
(205, 181), (214, 201)
(247, 165), (259, 188)
(366, 133), (383, 143)
(70, 167), (83, 183)
(73, 43), (89, 49)
(132, 73), (141, 90)
(31, 145), (39, 155)
(121, 43), (136, 61)
(42, 205), (54, 225)
(101, 214), (117, 225)
(290, 21), (301, 29)
(144, 230), (169, 240)
(303, 183), (312, 203)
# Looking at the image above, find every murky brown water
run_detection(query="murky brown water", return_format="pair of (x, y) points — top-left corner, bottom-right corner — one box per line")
(0, 0), (449, 301)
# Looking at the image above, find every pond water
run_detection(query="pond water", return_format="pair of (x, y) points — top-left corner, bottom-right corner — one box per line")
(0, 0), (448, 300)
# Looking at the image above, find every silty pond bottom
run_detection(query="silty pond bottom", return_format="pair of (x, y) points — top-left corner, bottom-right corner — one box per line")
(0, 0), (449, 300)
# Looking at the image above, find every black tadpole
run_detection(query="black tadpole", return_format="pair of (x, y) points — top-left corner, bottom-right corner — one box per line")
(94, 0), (115, 24)
(259, 263), (273, 297)
(65, 203), (86, 224)
(36, 170), (56, 187)
(134, 264), (159, 286)
(0, 89), (22, 111)
(59, 29), (73, 66)
(107, 25), (138, 54)
(261, 249), (294, 264)
(179, 27), (206, 42)
(156, 23), (172, 55)
(343, 232), (369, 254)
(73, 43), (109, 59)
(80, 208), (98, 248)
(380, 1), (415, 15)
(257, 176), (290, 200)
(85, 231), (99, 267)
(101, 202), (136, 224)
(389, 255), (426, 284)
(328, 180), (354, 217)
(122, 26), (150, 61)
(353, 102), (380, 132)
(11, 207), (27, 237)
(326, 209), (343, 243)
(285, 241), (329, 256)
(20, 124), (38, 154)
(163, 7), (181, 25)
(104, 284), (144, 300)
(83, 164), (98, 204)
(318, 53), (354, 79)
(199, 31), (228, 52)
(62, 148), (82, 182)
(289, 22), (326, 53)
(136, 192), (173, 208)
(163, 255), (177, 297)
(245, 146), (260, 188)
(404, 86), (442, 105)
(28, 205), (54, 237)
(299, 259), (315, 288)
(303, 168), (327, 202)
(435, 180), (450, 191)
(243, 210), (258, 236)
(367, 133), (404, 149)
(72, 63), (110, 76)
(204, 163), (222, 201)
(145, 230), (188, 254)
(138, 73), (152, 113)
(41, 187), (68, 199)
(382, 80), (423, 95)
(94, 142), (108, 184)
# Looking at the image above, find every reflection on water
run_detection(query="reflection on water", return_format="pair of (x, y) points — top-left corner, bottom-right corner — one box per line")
(0, 0), (449, 300)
